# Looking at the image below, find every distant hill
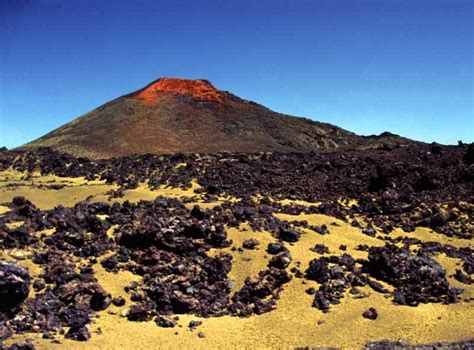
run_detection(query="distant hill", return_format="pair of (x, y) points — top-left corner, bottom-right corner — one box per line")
(22, 78), (417, 158)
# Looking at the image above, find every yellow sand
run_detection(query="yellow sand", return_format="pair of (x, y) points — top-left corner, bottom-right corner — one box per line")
(116, 180), (201, 203)
(391, 227), (470, 249)
(0, 169), (117, 209)
(5, 221), (25, 229)
(277, 198), (321, 207)
(209, 224), (276, 292)
(1, 171), (473, 349)
(0, 205), (11, 214)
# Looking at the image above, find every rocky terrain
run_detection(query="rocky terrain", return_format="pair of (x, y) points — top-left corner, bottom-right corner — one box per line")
(0, 143), (472, 349)
(22, 78), (417, 158)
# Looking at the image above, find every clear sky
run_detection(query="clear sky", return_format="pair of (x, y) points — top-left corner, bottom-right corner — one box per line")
(1, 0), (473, 148)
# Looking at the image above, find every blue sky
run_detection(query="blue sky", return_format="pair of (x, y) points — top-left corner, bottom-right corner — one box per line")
(1, 0), (472, 147)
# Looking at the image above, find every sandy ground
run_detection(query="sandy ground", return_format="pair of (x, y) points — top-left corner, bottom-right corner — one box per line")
(1, 170), (473, 349)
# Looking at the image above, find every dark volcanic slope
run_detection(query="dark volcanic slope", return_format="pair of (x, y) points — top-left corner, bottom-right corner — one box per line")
(23, 78), (415, 158)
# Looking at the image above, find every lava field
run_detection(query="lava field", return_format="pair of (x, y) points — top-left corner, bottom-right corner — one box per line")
(0, 144), (472, 349)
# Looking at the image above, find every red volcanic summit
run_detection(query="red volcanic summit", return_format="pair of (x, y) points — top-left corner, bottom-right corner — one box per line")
(132, 78), (226, 104)
(22, 77), (415, 158)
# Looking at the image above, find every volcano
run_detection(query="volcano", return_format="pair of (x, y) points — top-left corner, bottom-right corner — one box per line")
(23, 78), (415, 158)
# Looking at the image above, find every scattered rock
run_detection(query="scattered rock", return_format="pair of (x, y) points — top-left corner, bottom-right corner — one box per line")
(311, 244), (329, 254)
(0, 262), (30, 312)
(268, 251), (292, 269)
(112, 296), (126, 307)
(362, 307), (378, 320)
(126, 305), (153, 322)
(362, 227), (376, 237)
(188, 320), (202, 330)
(267, 243), (286, 255)
(278, 226), (301, 242)
(453, 269), (472, 285)
(242, 238), (259, 250)
(156, 315), (177, 328)
(65, 326), (91, 341)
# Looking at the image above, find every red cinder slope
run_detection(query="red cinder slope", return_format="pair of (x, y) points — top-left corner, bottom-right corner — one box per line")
(132, 78), (227, 104)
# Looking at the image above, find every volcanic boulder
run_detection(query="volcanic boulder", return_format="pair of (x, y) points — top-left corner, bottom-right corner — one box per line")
(365, 244), (462, 305)
(0, 263), (30, 312)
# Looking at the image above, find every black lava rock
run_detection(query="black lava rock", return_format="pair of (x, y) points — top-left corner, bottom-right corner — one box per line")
(0, 262), (30, 312)
(64, 326), (91, 341)
(242, 239), (259, 250)
(362, 307), (378, 320)
(155, 315), (177, 328)
(112, 296), (126, 307)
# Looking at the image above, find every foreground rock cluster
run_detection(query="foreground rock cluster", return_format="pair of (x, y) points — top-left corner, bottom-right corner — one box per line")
(0, 144), (472, 349)
(0, 195), (301, 346)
